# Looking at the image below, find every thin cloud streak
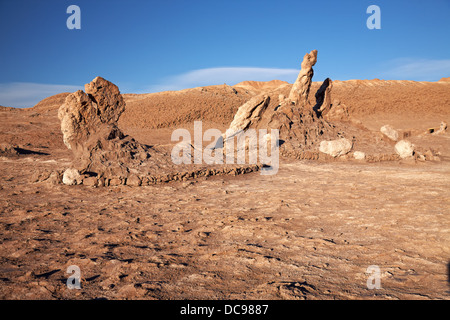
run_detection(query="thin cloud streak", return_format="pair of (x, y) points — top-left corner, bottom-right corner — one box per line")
(0, 67), (299, 107)
(0, 82), (81, 108)
(381, 58), (450, 81)
(145, 67), (299, 93)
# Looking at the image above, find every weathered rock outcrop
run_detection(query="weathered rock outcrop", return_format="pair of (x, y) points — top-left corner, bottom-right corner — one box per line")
(58, 77), (161, 180)
(224, 50), (341, 158)
(58, 77), (261, 186)
(58, 77), (125, 151)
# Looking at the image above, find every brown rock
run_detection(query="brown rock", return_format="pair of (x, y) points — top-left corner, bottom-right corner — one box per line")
(58, 76), (127, 156)
(126, 174), (141, 187)
(30, 170), (51, 183)
(82, 176), (98, 187)
(97, 177), (106, 187)
(109, 178), (123, 186)
(84, 77), (125, 124)
(47, 171), (63, 185)
(57, 77), (167, 183)
(0, 143), (19, 157)
(324, 100), (349, 122)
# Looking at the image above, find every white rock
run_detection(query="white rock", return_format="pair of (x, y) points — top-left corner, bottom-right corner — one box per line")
(380, 125), (399, 141)
(228, 94), (270, 133)
(319, 138), (352, 157)
(353, 151), (366, 160)
(395, 140), (414, 159)
(288, 50), (318, 106)
(62, 168), (82, 185)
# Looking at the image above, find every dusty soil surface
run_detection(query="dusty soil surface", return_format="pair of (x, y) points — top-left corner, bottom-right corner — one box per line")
(0, 79), (449, 300)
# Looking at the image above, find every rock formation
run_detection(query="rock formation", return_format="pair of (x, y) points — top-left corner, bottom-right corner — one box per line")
(287, 49), (318, 107)
(58, 77), (261, 186)
(57, 52), (437, 186)
(58, 77), (167, 183)
(224, 50), (341, 158)
(58, 77), (126, 152)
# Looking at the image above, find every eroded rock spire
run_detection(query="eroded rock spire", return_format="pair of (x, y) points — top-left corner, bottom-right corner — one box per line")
(288, 49), (318, 107)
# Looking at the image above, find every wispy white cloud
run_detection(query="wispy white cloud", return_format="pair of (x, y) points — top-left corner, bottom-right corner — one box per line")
(381, 58), (450, 81)
(0, 82), (81, 108)
(145, 67), (299, 93)
(0, 67), (300, 107)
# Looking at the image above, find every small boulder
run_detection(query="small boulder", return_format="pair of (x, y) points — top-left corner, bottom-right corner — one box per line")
(30, 170), (51, 183)
(109, 178), (123, 186)
(395, 140), (414, 159)
(62, 168), (82, 185)
(125, 174), (141, 187)
(353, 151), (366, 160)
(380, 125), (399, 141)
(82, 176), (98, 187)
(47, 171), (63, 185)
(0, 143), (19, 157)
(319, 138), (352, 157)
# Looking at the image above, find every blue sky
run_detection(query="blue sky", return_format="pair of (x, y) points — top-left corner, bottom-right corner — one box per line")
(0, 0), (449, 107)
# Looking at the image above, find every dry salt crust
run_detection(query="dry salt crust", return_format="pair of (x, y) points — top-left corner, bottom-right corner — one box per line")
(0, 154), (449, 299)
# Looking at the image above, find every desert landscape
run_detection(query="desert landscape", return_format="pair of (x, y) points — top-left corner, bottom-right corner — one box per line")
(0, 48), (449, 300)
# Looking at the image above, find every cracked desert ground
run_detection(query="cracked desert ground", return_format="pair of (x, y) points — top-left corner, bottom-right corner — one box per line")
(0, 79), (449, 300)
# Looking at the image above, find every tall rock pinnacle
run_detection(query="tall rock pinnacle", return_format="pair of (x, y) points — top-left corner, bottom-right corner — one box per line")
(288, 49), (318, 107)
